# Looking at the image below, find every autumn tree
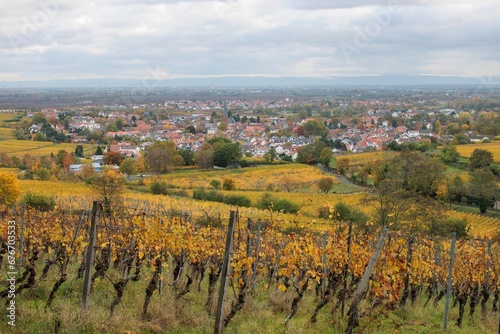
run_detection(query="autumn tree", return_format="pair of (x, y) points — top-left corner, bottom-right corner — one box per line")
(468, 148), (493, 170)
(295, 141), (327, 165)
(222, 177), (236, 190)
(195, 143), (214, 170)
(279, 175), (300, 192)
(89, 169), (126, 214)
(119, 158), (138, 176)
(469, 167), (498, 213)
(104, 151), (124, 166)
(207, 137), (242, 168)
(263, 147), (278, 164)
(317, 177), (335, 193)
(145, 141), (183, 173)
(178, 148), (195, 166)
(303, 119), (328, 137)
(0, 172), (21, 207)
(441, 145), (460, 163)
(319, 147), (333, 168)
(374, 150), (445, 197)
(56, 150), (75, 170)
(336, 157), (350, 175)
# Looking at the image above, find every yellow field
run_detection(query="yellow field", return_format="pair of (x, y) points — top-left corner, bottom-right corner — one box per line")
(0, 128), (14, 138)
(337, 151), (393, 166)
(0, 113), (18, 121)
(227, 190), (365, 217)
(0, 139), (96, 156)
(0, 167), (18, 173)
(456, 142), (500, 162)
(19, 179), (93, 197)
(161, 164), (340, 191)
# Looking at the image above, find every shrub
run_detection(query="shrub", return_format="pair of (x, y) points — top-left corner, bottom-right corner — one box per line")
(223, 195), (252, 207)
(257, 193), (299, 214)
(23, 192), (55, 211)
(428, 218), (469, 238)
(210, 179), (221, 190)
(222, 177), (236, 190)
(151, 181), (168, 195)
(317, 177), (335, 193)
(193, 189), (224, 202)
(193, 189), (251, 207)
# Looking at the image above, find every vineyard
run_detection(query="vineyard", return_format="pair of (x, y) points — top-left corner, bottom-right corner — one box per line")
(336, 151), (394, 167)
(0, 127), (14, 139)
(15, 175), (500, 238)
(0, 196), (498, 333)
(450, 211), (500, 238)
(0, 140), (97, 157)
(158, 164), (340, 192)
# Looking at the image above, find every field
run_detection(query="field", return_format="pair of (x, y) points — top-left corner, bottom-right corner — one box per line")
(0, 112), (19, 121)
(336, 151), (393, 166)
(160, 164), (342, 192)
(0, 127), (14, 138)
(0, 139), (96, 157)
(456, 142), (500, 162)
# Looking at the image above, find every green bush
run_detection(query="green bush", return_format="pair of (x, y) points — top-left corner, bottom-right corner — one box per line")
(210, 179), (221, 190)
(151, 181), (168, 195)
(223, 194), (252, 207)
(23, 192), (56, 211)
(428, 218), (469, 238)
(193, 189), (224, 202)
(193, 189), (251, 207)
(257, 193), (299, 214)
(152, 182), (189, 198)
(222, 177), (235, 190)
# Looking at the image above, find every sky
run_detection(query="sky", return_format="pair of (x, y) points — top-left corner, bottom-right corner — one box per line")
(0, 0), (499, 81)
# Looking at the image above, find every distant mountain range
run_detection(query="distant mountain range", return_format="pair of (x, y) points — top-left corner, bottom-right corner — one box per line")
(0, 75), (499, 88)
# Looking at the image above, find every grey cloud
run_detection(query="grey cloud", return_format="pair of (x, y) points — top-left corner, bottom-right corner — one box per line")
(0, 0), (498, 80)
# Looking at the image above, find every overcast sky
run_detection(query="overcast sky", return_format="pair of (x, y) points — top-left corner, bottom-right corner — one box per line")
(1, 0), (499, 81)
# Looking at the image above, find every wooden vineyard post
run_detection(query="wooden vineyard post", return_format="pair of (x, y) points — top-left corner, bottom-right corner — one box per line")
(322, 232), (327, 297)
(341, 220), (353, 317)
(82, 201), (100, 315)
(18, 203), (26, 276)
(482, 239), (492, 320)
(443, 232), (457, 330)
(345, 225), (388, 334)
(250, 219), (261, 292)
(214, 211), (237, 334)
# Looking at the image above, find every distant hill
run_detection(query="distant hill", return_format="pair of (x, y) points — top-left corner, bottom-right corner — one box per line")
(0, 75), (499, 88)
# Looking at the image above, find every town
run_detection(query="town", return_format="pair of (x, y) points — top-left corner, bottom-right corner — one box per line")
(0, 86), (498, 173)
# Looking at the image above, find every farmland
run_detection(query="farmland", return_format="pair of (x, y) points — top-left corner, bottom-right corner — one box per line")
(0, 139), (96, 156)
(160, 164), (342, 192)
(456, 142), (500, 162)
